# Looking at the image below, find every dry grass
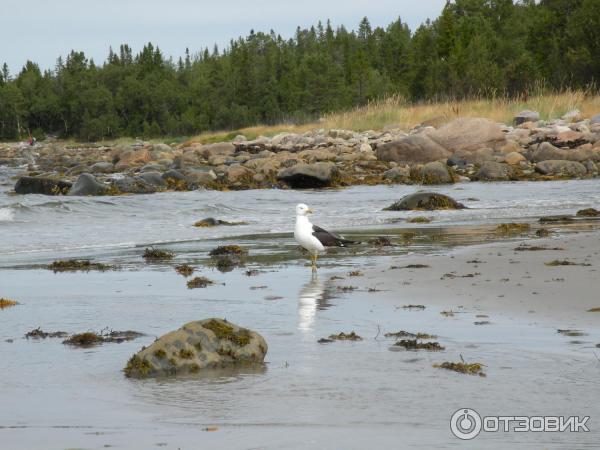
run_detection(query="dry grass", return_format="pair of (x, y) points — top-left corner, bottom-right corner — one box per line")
(322, 90), (600, 131)
(186, 89), (600, 144)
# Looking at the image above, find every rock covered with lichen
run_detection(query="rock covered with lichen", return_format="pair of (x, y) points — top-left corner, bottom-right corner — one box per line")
(124, 318), (267, 378)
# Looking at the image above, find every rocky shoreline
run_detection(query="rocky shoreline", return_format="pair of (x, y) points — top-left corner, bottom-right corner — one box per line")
(2, 109), (600, 196)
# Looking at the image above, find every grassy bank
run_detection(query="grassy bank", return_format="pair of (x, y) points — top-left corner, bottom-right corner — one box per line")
(184, 89), (600, 145)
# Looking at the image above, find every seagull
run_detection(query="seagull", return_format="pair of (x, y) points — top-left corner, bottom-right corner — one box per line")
(294, 203), (359, 271)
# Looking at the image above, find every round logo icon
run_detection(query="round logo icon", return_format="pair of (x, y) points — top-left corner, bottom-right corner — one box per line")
(450, 408), (482, 440)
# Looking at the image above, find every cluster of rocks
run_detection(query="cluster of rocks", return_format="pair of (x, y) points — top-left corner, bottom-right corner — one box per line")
(3, 110), (600, 195)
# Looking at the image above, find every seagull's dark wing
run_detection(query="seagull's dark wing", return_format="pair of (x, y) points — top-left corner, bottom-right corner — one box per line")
(312, 225), (360, 247)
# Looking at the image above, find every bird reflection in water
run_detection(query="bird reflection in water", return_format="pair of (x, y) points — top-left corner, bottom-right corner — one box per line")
(297, 272), (335, 331)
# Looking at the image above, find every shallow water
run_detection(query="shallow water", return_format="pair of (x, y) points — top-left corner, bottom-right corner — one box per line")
(1, 170), (600, 449)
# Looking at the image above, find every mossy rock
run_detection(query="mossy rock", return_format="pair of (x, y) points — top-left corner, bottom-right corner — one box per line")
(384, 192), (465, 211)
(124, 318), (267, 378)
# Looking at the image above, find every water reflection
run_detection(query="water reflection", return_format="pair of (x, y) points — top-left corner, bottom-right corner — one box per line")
(297, 272), (335, 331)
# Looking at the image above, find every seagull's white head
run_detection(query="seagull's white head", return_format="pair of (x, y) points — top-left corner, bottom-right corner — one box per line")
(296, 203), (313, 216)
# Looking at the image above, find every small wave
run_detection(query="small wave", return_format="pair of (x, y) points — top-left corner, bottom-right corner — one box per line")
(0, 207), (14, 221)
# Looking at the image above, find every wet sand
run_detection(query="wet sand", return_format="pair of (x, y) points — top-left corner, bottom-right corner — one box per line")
(344, 230), (600, 324)
(0, 231), (599, 449)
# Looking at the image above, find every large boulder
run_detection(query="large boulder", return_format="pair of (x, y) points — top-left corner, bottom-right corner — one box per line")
(90, 162), (115, 174)
(14, 176), (72, 195)
(535, 160), (587, 177)
(474, 162), (514, 181)
(376, 134), (450, 164)
(428, 118), (506, 152)
(531, 142), (600, 163)
(124, 318), (267, 378)
(514, 110), (540, 125)
(418, 161), (453, 184)
(225, 165), (254, 182)
(113, 176), (157, 194)
(383, 166), (411, 182)
(68, 173), (110, 196)
(200, 142), (236, 159)
(384, 192), (465, 211)
(277, 162), (337, 188)
(504, 152), (526, 165)
(137, 171), (168, 188)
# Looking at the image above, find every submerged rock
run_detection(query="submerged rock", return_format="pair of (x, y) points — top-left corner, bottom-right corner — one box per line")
(277, 162), (336, 188)
(124, 318), (267, 378)
(14, 176), (72, 195)
(384, 192), (465, 211)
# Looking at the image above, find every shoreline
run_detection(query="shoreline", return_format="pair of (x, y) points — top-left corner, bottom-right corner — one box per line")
(2, 111), (600, 195)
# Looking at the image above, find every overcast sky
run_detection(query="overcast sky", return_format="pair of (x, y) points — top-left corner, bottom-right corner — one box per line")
(1, 0), (447, 74)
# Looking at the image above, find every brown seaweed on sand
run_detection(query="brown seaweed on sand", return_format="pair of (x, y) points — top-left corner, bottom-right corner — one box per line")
(322, 331), (362, 342)
(175, 264), (194, 277)
(497, 223), (530, 234)
(143, 248), (174, 260)
(47, 259), (116, 272)
(545, 260), (591, 267)
(385, 330), (437, 339)
(187, 276), (215, 289)
(434, 358), (486, 376)
(394, 339), (444, 351)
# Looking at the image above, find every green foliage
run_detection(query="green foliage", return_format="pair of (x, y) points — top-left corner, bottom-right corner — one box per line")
(1, 2), (599, 141)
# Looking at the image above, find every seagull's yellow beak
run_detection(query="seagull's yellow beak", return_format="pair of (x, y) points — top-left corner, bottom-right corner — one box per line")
(307, 208), (314, 214)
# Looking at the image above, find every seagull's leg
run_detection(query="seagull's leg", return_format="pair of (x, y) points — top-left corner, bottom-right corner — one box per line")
(311, 253), (317, 271)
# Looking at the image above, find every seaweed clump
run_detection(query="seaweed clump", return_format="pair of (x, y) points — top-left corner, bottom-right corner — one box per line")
(203, 319), (251, 346)
(194, 218), (248, 227)
(209, 245), (247, 272)
(47, 259), (115, 272)
(0, 298), (19, 309)
(326, 331), (362, 341)
(187, 276), (215, 289)
(63, 332), (104, 347)
(576, 208), (600, 217)
(368, 236), (394, 246)
(175, 264), (194, 277)
(545, 260), (591, 267)
(143, 248), (174, 261)
(434, 360), (486, 376)
(394, 339), (444, 351)
(209, 245), (248, 257)
(385, 330), (437, 339)
(25, 328), (68, 339)
(497, 223), (530, 234)
(124, 355), (152, 378)
(536, 228), (551, 237)
(407, 216), (432, 223)
(62, 329), (144, 347)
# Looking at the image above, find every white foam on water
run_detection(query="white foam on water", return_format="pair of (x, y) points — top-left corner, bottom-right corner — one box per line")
(0, 207), (14, 222)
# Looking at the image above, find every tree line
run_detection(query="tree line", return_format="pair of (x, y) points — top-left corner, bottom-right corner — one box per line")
(0, 0), (598, 141)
